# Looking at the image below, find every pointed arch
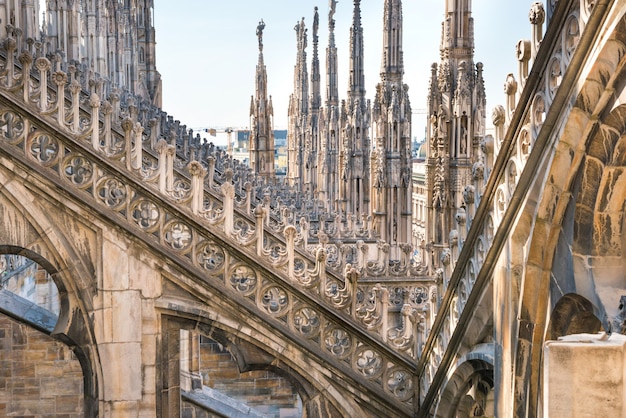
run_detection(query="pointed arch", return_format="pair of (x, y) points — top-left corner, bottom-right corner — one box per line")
(0, 174), (101, 415)
(547, 293), (604, 340)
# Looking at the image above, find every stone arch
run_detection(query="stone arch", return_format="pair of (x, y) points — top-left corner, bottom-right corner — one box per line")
(567, 106), (626, 328)
(547, 293), (603, 340)
(178, 327), (308, 417)
(157, 302), (361, 418)
(0, 245), (97, 416)
(435, 344), (495, 418)
(0, 179), (101, 415)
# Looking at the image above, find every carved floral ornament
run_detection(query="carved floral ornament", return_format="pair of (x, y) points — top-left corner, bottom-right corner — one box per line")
(261, 285), (290, 317)
(196, 241), (225, 271)
(582, 0), (596, 19)
(293, 306), (321, 337)
(63, 154), (94, 187)
(163, 220), (192, 252)
(517, 39), (532, 62)
(564, 13), (581, 60)
(29, 132), (59, 165)
(130, 198), (160, 230)
(386, 367), (414, 402)
(97, 177), (128, 211)
(0, 110), (24, 143)
(529, 2), (546, 25)
(548, 55), (563, 99)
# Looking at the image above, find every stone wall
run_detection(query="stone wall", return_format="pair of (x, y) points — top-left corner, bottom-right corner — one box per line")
(199, 337), (301, 418)
(0, 314), (84, 416)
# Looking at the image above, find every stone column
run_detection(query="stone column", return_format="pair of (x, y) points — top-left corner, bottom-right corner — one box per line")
(96, 231), (144, 414)
(158, 316), (182, 417)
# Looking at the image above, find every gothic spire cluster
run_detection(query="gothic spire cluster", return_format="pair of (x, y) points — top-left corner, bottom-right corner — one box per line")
(3, 0), (162, 106)
(261, 0), (413, 261)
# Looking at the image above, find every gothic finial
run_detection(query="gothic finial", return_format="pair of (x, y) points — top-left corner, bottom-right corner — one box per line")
(529, 2), (546, 25)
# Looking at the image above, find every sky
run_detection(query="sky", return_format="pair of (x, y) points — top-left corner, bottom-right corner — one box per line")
(153, 1), (534, 142)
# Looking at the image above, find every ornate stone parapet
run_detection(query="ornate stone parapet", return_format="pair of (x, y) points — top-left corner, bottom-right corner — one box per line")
(0, 95), (419, 412)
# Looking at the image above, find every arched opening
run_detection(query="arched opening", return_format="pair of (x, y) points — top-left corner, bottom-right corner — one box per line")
(436, 347), (495, 418)
(0, 253), (60, 324)
(159, 315), (337, 418)
(547, 293), (603, 340)
(0, 251), (85, 416)
(180, 329), (303, 417)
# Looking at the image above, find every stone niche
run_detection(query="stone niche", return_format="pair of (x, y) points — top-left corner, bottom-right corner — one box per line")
(543, 332), (626, 417)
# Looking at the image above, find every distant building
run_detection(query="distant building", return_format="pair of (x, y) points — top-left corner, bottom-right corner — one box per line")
(235, 130), (250, 149)
(412, 143), (427, 255)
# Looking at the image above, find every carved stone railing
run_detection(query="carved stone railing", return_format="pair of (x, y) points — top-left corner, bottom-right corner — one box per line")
(415, 0), (594, 411)
(0, 25), (430, 414)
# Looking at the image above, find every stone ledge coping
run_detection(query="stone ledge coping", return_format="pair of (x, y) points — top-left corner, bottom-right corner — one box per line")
(182, 386), (272, 418)
(547, 332), (626, 346)
(0, 287), (57, 333)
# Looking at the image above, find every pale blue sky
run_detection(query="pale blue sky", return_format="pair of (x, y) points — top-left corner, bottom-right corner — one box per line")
(153, 1), (534, 139)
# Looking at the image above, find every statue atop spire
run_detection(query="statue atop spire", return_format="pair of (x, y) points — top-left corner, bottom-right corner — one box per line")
(250, 18), (275, 178)
(313, 6), (320, 40)
(256, 19), (265, 51)
(329, 0), (338, 25)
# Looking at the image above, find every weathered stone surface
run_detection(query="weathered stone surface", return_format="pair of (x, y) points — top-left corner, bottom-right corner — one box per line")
(103, 400), (139, 415)
(102, 236), (130, 291)
(544, 333), (626, 417)
(0, 315), (83, 416)
(100, 342), (142, 401)
(111, 290), (142, 343)
(130, 249), (162, 299)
